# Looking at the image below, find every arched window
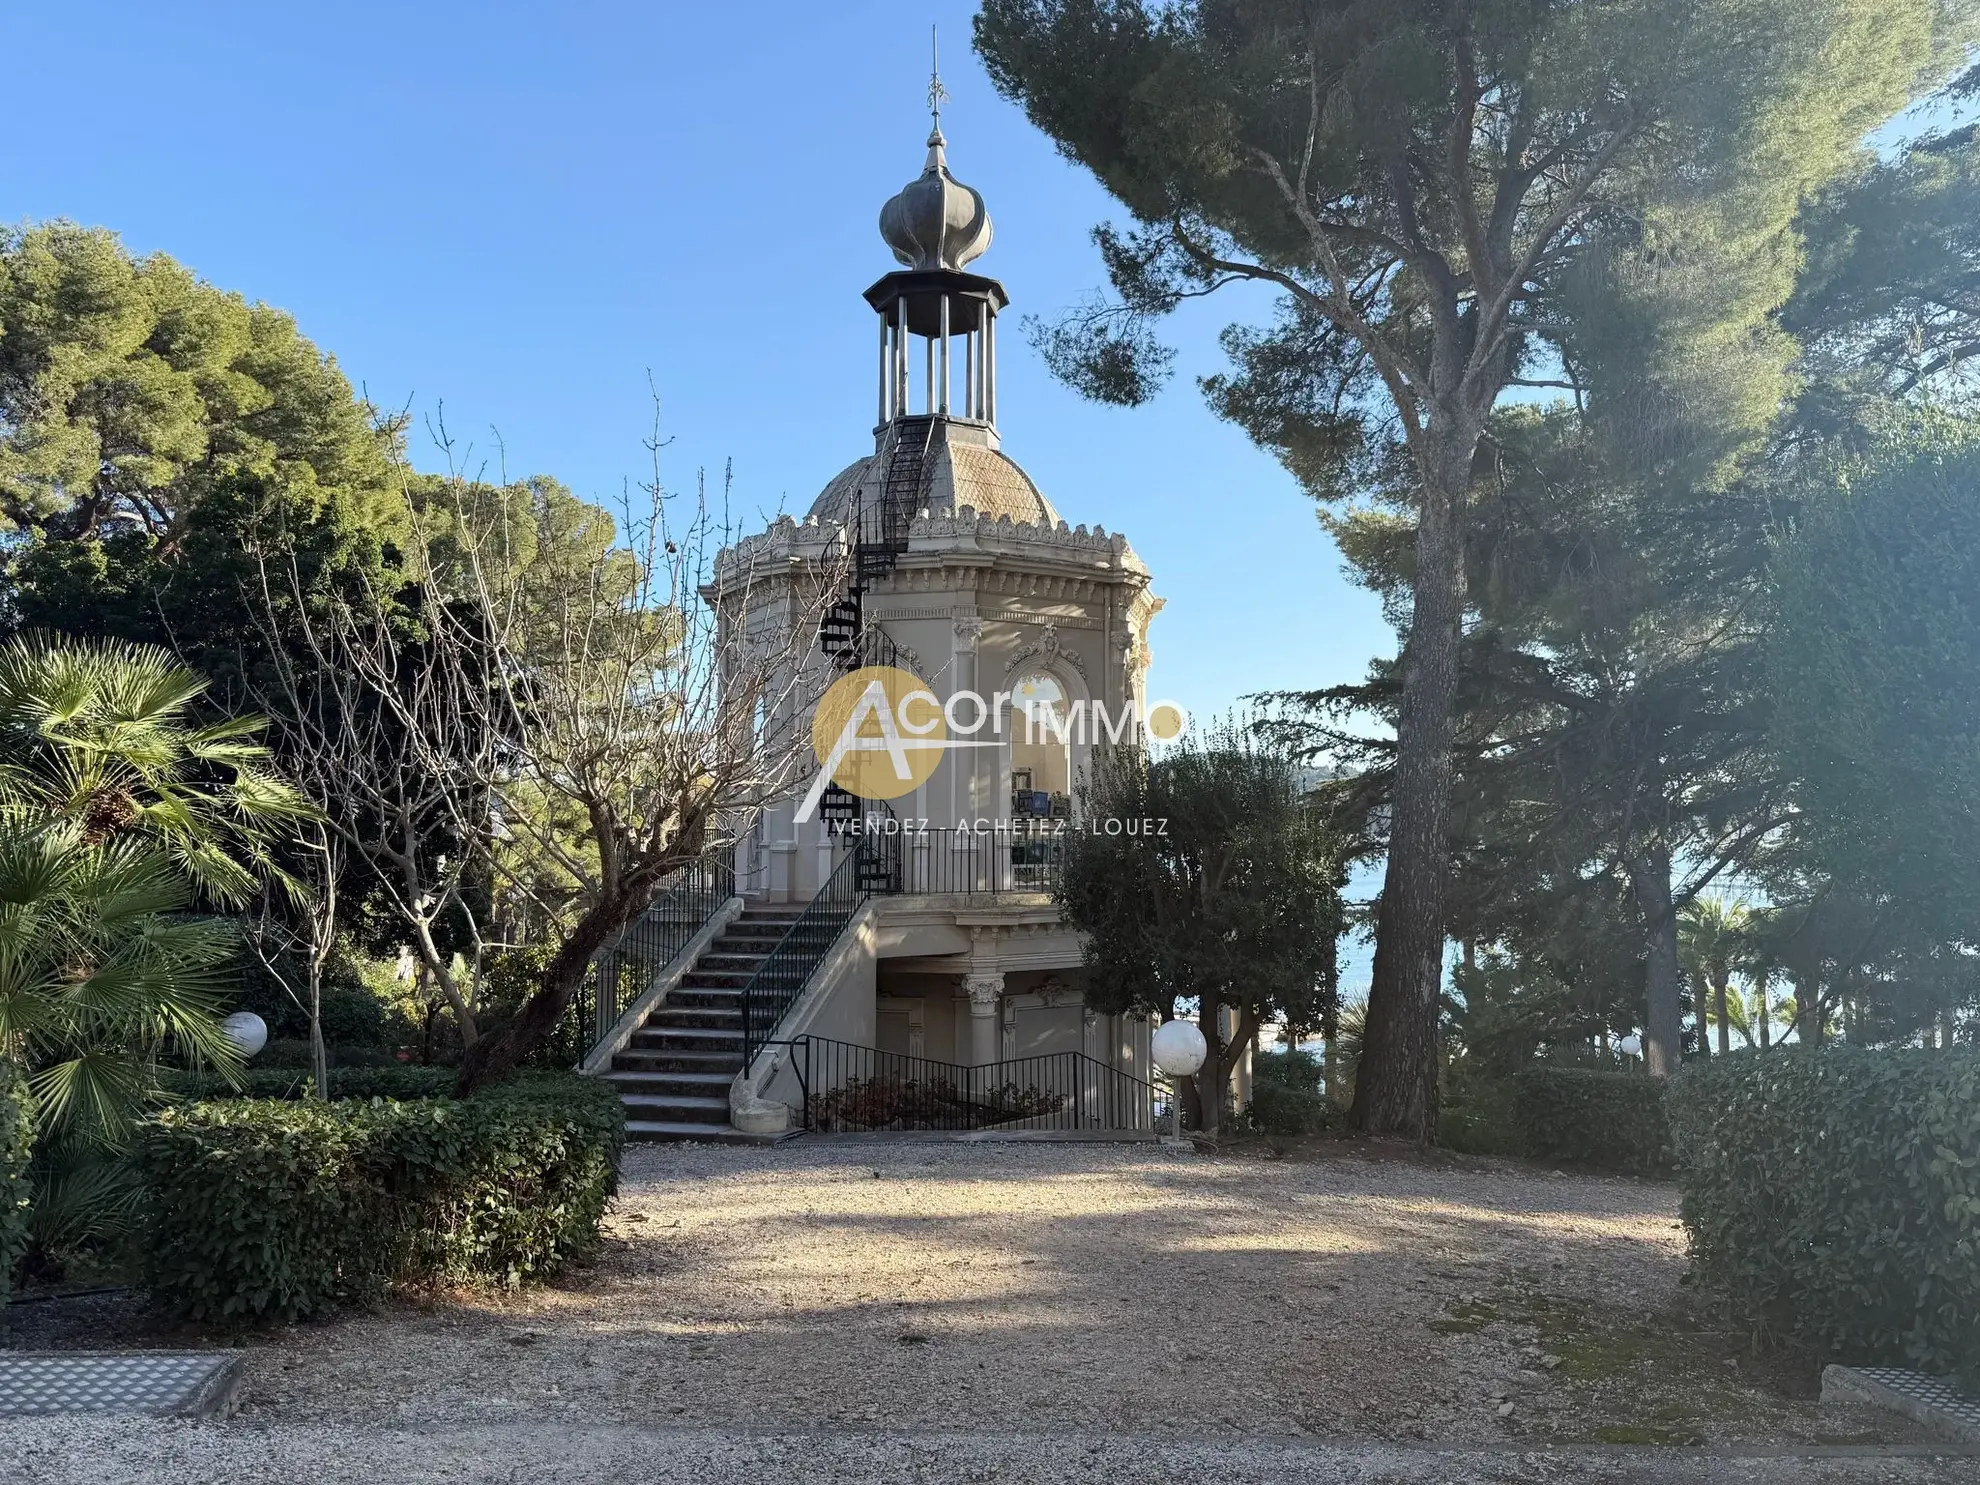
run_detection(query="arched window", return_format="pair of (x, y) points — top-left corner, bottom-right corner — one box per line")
(1009, 671), (1073, 817)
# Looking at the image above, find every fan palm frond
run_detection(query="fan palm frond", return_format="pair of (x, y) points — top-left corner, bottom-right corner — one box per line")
(0, 633), (313, 907)
(24, 1151), (142, 1252)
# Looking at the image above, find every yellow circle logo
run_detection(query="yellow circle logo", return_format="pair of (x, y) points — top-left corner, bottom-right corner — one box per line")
(812, 666), (948, 800)
(1145, 701), (1188, 743)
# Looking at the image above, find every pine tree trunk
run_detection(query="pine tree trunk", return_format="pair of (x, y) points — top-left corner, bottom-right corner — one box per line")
(1351, 456), (1469, 1140)
(1716, 974), (1731, 1055)
(1627, 846), (1684, 1077)
(1756, 970), (1771, 1049)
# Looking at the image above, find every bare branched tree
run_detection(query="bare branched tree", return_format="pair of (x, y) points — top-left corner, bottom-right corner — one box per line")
(241, 817), (344, 1099)
(247, 406), (839, 1092)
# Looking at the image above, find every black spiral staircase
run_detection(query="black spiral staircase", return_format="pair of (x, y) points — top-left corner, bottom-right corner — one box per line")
(814, 415), (938, 849)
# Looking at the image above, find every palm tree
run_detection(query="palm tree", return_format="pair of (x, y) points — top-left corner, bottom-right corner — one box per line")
(0, 634), (310, 906)
(1680, 896), (1750, 1056)
(0, 822), (239, 1245)
(0, 634), (308, 1248)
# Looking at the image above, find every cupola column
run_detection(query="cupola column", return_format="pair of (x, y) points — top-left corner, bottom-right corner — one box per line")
(985, 306), (997, 424)
(938, 294), (952, 415)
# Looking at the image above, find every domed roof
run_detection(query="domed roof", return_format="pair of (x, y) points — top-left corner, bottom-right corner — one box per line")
(808, 421), (1059, 528)
(878, 128), (992, 273)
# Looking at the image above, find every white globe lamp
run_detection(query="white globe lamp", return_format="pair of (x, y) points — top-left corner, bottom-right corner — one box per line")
(222, 1011), (269, 1058)
(1151, 1019), (1207, 1078)
(1151, 1019), (1207, 1142)
(1616, 1032), (1643, 1059)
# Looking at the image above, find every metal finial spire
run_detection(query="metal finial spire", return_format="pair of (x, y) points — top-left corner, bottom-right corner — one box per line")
(928, 26), (950, 129)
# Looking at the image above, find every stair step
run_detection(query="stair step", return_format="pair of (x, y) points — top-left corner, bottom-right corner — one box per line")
(647, 1007), (742, 1026)
(669, 988), (744, 1007)
(624, 1120), (788, 1145)
(610, 1051), (743, 1074)
(621, 1094), (731, 1121)
(607, 1074), (736, 1100)
(631, 1028), (744, 1052)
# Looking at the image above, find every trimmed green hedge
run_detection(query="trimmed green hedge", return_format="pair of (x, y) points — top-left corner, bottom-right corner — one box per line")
(1513, 1066), (1671, 1173)
(0, 1060), (32, 1300)
(175, 1066), (459, 1102)
(1248, 1048), (1336, 1136)
(1668, 1049), (1980, 1374)
(1250, 1080), (1334, 1136)
(137, 1073), (624, 1324)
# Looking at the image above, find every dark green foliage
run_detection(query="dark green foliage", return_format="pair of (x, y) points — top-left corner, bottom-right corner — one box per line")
(1668, 1049), (1980, 1374)
(1770, 432), (1980, 950)
(1789, 128), (1980, 399)
(807, 1078), (1065, 1133)
(0, 1060), (34, 1299)
(1058, 724), (1346, 1133)
(175, 1065), (458, 1101)
(136, 1073), (623, 1324)
(232, 953), (403, 1050)
(1438, 1070), (1523, 1158)
(1514, 1067), (1671, 1174)
(1248, 1048), (1334, 1136)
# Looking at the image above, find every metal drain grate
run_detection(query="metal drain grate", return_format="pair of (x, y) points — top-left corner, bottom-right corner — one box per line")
(1855, 1368), (1980, 1430)
(1824, 1363), (1980, 1447)
(0, 1351), (243, 1418)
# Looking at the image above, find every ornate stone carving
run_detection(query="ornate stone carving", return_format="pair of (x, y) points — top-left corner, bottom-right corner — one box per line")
(964, 971), (1004, 1015)
(1034, 973), (1076, 1007)
(953, 616), (984, 650)
(1003, 621), (1088, 680)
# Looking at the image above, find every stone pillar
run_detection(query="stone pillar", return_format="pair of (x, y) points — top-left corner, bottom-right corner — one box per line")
(768, 841), (798, 903)
(952, 617), (984, 829)
(964, 971), (1004, 1067)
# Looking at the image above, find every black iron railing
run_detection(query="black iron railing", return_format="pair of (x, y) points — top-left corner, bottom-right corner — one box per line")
(581, 859), (735, 1053)
(738, 841), (876, 1065)
(779, 1036), (1158, 1133)
(830, 825), (1066, 896)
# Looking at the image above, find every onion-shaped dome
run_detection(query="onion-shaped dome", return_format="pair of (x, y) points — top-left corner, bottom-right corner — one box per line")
(878, 128), (992, 272)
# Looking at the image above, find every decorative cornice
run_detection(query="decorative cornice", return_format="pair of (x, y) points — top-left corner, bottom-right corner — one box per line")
(708, 504), (1152, 601)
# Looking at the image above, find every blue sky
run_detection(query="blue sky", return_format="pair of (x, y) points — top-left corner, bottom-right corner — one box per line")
(5, 0), (1393, 728)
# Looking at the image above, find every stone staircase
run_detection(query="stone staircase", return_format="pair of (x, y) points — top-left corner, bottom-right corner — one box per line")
(603, 903), (806, 1141)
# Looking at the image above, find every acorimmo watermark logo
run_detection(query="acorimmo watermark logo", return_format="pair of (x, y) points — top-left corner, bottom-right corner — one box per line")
(794, 666), (1188, 824)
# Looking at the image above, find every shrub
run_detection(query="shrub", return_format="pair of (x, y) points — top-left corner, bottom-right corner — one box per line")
(1668, 1048), (1980, 1375)
(137, 1073), (624, 1324)
(1439, 1064), (1523, 1156)
(172, 1065), (458, 1101)
(232, 945), (420, 1052)
(807, 1076), (1065, 1131)
(1513, 1065), (1671, 1173)
(0, 1060), (33, 1299)
(1249, 1079), (1334, 1135)
(256, 1038), (402, 1070)
(1248, 1049), (1335, 1135)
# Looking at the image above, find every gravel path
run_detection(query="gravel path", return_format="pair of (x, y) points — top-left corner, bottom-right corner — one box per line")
(0, 1419), (1973, 1485)
(3, 1138), (1963, 1482)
